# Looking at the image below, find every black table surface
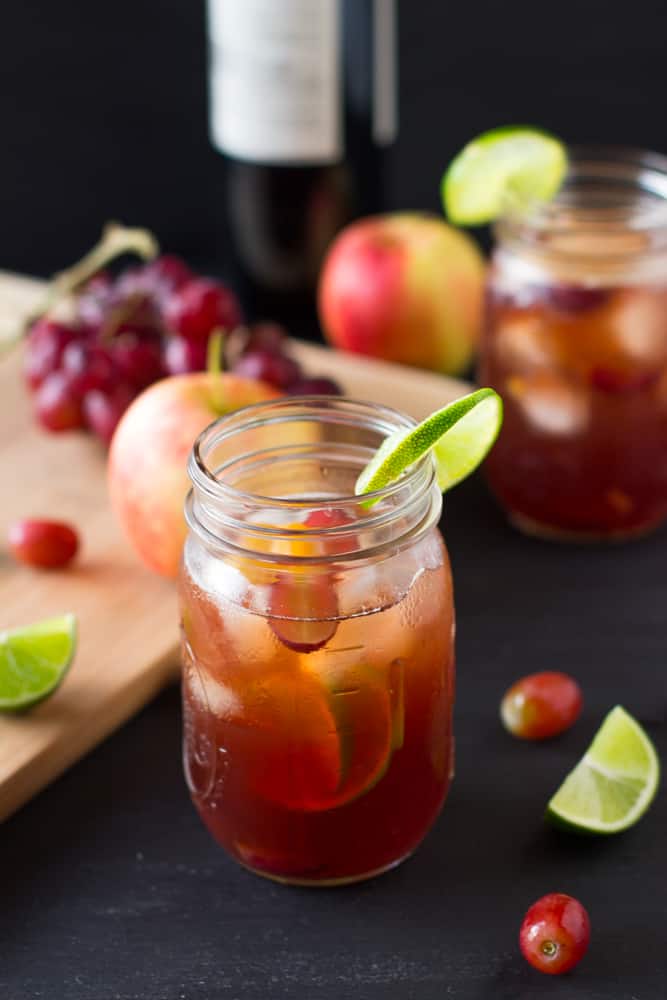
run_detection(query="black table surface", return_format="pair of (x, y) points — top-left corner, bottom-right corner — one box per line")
(2, 476), (666, 1000)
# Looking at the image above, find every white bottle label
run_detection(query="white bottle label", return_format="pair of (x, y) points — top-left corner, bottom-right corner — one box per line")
(207, 0), (342, 164)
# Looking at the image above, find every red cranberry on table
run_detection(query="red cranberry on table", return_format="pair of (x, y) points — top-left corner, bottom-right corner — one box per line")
(500, 671), (582, 740)
(519, 893), (590, 975)
(8, 519), (80, 569)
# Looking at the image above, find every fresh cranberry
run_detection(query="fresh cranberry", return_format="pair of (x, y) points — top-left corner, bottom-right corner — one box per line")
(500, 671), (582, 740)
(232, 349), (301, 389)
(544, 284), (610, 314)
(520, 893), (590, 975)
(112, 336), (165, 389)
(34, 371), (85, 431)
(24, 320), (80, 390)
(164, 277), (243, 343)
(83, 384), (135, 445)
(8, 519), (79, 569)
(62, 341), (116, 396)
(287, 376), (342, 396)
(164, 335), (208, 375)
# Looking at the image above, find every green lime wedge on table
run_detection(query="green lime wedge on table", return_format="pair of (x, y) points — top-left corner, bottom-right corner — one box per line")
(0, 614), (77, 711)
(355, 388), (503, 497)
(547, 706), (660, 835)
(442, 126), (568, 226)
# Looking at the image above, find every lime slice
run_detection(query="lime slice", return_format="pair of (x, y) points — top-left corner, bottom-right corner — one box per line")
(547, 706), (660, 834)
(442, 126), (568, 226)
(0, 614), (77, 711)
(355, 387), (503, 496)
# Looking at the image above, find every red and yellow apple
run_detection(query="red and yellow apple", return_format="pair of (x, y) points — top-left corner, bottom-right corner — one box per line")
(108, 373), (278, 577)
(318, 212), (486, 375)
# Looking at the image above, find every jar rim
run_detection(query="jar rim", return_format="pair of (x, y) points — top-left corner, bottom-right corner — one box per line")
(497, 144), (667, 257)
(185, 395), (440, 563)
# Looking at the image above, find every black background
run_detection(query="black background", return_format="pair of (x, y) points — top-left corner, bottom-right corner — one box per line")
(2, 1), (667, 277)
(2, 3), (667, 997)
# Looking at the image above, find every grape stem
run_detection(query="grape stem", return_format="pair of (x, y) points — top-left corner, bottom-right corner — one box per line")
(32, 222), (159, 328)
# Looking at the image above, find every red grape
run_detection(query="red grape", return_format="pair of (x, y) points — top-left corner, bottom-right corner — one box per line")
(226, 322), (286, 366)
(164, 335), (208, 375)
(287, 376), (342, 396)
(62, 341), (116, 396)
(232, 349), (301, 389)
(268, 574), (338, 653)
(112, 336), (165, 389)
(520, 893), (590, 975)
(77, 275), (115, 331)
(304, 508), (355, 555)
(304, 509), (353, 530)
(24, 320), (80, 390)
(164, 277), (242, 343)
(144, 254), (192, 293)
(83, 384), (136, 446)
(500, 672), (582, 740)
(7, 519), (79, 569)
(115, 256), (192, 306)
(34, 371), (85, 431)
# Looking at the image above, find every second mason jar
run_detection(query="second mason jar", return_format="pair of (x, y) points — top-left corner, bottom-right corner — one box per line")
(179, 397), (455, 886)
(481, 147), (667, 541)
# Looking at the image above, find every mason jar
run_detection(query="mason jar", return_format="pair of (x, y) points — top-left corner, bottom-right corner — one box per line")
(179, 397), (455, 886)
(480, 147), (667, 540)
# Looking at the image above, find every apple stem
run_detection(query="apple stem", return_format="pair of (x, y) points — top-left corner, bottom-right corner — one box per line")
(207, 329), (227, 412)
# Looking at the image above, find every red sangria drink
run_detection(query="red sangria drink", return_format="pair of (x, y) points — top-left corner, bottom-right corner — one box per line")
(480, 148), (667, 540)
(179, 398), (454, 885)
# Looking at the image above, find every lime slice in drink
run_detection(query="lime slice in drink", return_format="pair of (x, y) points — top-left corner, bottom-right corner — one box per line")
(442, 126), (568, 226)
(547, 706), (660, 834)
(355, 387), (503, 497)
(0, 614), (77, 711)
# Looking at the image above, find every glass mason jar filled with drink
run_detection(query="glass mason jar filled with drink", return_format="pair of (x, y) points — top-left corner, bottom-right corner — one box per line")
(179, 397), (455, 885)
(480, 148), (667, 540)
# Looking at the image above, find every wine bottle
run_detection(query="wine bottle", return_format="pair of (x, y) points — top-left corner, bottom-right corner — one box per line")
(206, 0), (398, 332)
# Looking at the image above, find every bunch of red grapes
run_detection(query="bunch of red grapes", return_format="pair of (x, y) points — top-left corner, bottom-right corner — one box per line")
(24, 255), (341, 445)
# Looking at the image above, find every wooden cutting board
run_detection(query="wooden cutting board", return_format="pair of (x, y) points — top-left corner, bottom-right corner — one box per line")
(0, 270), (470, 823)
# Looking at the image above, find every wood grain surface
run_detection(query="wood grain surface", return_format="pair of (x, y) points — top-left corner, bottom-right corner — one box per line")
(0, 270), (470, 823)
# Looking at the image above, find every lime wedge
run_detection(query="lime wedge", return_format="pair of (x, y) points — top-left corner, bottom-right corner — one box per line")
(0, 614), (77, 711)
(547, 706), (660, 834)
(442, 126), (568, 226)
(355, 388), (503, 496)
